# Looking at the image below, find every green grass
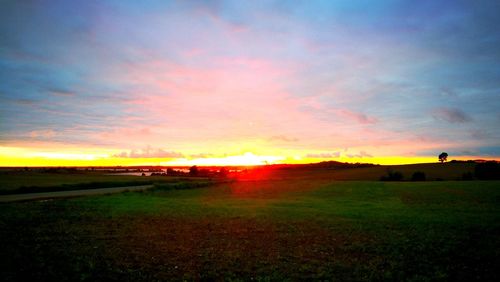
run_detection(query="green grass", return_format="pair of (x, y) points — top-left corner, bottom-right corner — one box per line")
(76, 180), (500, 225)
(1, 177), (499, 281)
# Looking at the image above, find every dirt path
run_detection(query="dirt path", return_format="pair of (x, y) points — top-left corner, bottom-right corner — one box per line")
(0, 185), (154, 203)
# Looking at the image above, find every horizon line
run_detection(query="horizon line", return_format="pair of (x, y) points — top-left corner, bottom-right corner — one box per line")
(1, 159), (497, 169)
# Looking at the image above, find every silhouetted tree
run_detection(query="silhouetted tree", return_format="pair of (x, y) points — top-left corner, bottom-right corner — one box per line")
(218, 167), (228, 177)
(189, 165), (198, 176)
(438, 152), (448, 163)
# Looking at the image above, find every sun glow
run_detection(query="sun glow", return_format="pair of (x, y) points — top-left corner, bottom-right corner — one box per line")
(1, 146), (497, 167)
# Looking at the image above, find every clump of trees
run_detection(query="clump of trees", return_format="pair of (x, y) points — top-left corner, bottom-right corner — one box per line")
(380, 170), (429, 181)
(475, 162), (500, 180)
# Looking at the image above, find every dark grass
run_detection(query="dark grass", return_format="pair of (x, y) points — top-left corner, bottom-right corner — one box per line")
(326, 162), (476, 181)
(1, 178), (499, 281)
(0, 162), (476, 194)
(0, 171), (212, 194)
(0, 171), (146, 191)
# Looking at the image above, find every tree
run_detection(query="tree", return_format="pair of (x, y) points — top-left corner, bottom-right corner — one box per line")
(189, 165), (198, 176)
(438, 152), (448, 163)
(475, 162), (500, 180)
(218, 167), (228, 177)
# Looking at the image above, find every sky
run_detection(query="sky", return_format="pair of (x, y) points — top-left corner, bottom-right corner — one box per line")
(1, 0), (499, 166)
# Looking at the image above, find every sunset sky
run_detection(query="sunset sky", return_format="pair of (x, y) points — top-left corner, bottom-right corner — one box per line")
(1, 0), (499, 166)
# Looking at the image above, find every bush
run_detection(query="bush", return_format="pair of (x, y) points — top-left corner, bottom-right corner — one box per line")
(218, 167), (228, 177)
(189, 165), (198, 176)
(381, 170), (404, 181)
(411, 171), (426, 181)
(475, 162), (500, 180)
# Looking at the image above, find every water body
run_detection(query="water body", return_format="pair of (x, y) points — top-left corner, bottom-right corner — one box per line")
(106, 172), (153, 176)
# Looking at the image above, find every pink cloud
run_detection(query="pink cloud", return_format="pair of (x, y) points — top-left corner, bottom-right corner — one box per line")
(102, 55), (318, 145)
(431, 107), (472, 123)
(189, 153), (213, 158)
(73, 11), (478, 159)
(336, 109), (378, 124)
(113, 146), (184, 158)
(268, 135), (299, 142)
(346, 151), (373, 158)
(29, 130), (56, 139)
(306, 152), (341, 158)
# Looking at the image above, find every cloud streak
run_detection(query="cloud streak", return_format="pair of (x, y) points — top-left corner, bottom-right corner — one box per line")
(306, 152), (341, 158)
(432, 108), (473, 123)
(346, 151), (373, 158)
(336, 109), (378, 125)
(268, 135), (299, 142)
(113, 147), (184, 159)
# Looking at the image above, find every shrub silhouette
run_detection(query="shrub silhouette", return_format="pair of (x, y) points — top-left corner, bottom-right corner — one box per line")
(411, 171), (426, 181)
(189, 165), (198, 176)
(475, 162), (500, 180)
(218, 167), (228, 177)
(381, 170), (404, 181)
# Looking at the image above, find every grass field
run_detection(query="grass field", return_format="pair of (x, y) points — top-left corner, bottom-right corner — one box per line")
(0, 171), (207, 194)
(0, 162), (477, 193)
(0, 167), (499, 281)
(329, 162), (476, 181)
